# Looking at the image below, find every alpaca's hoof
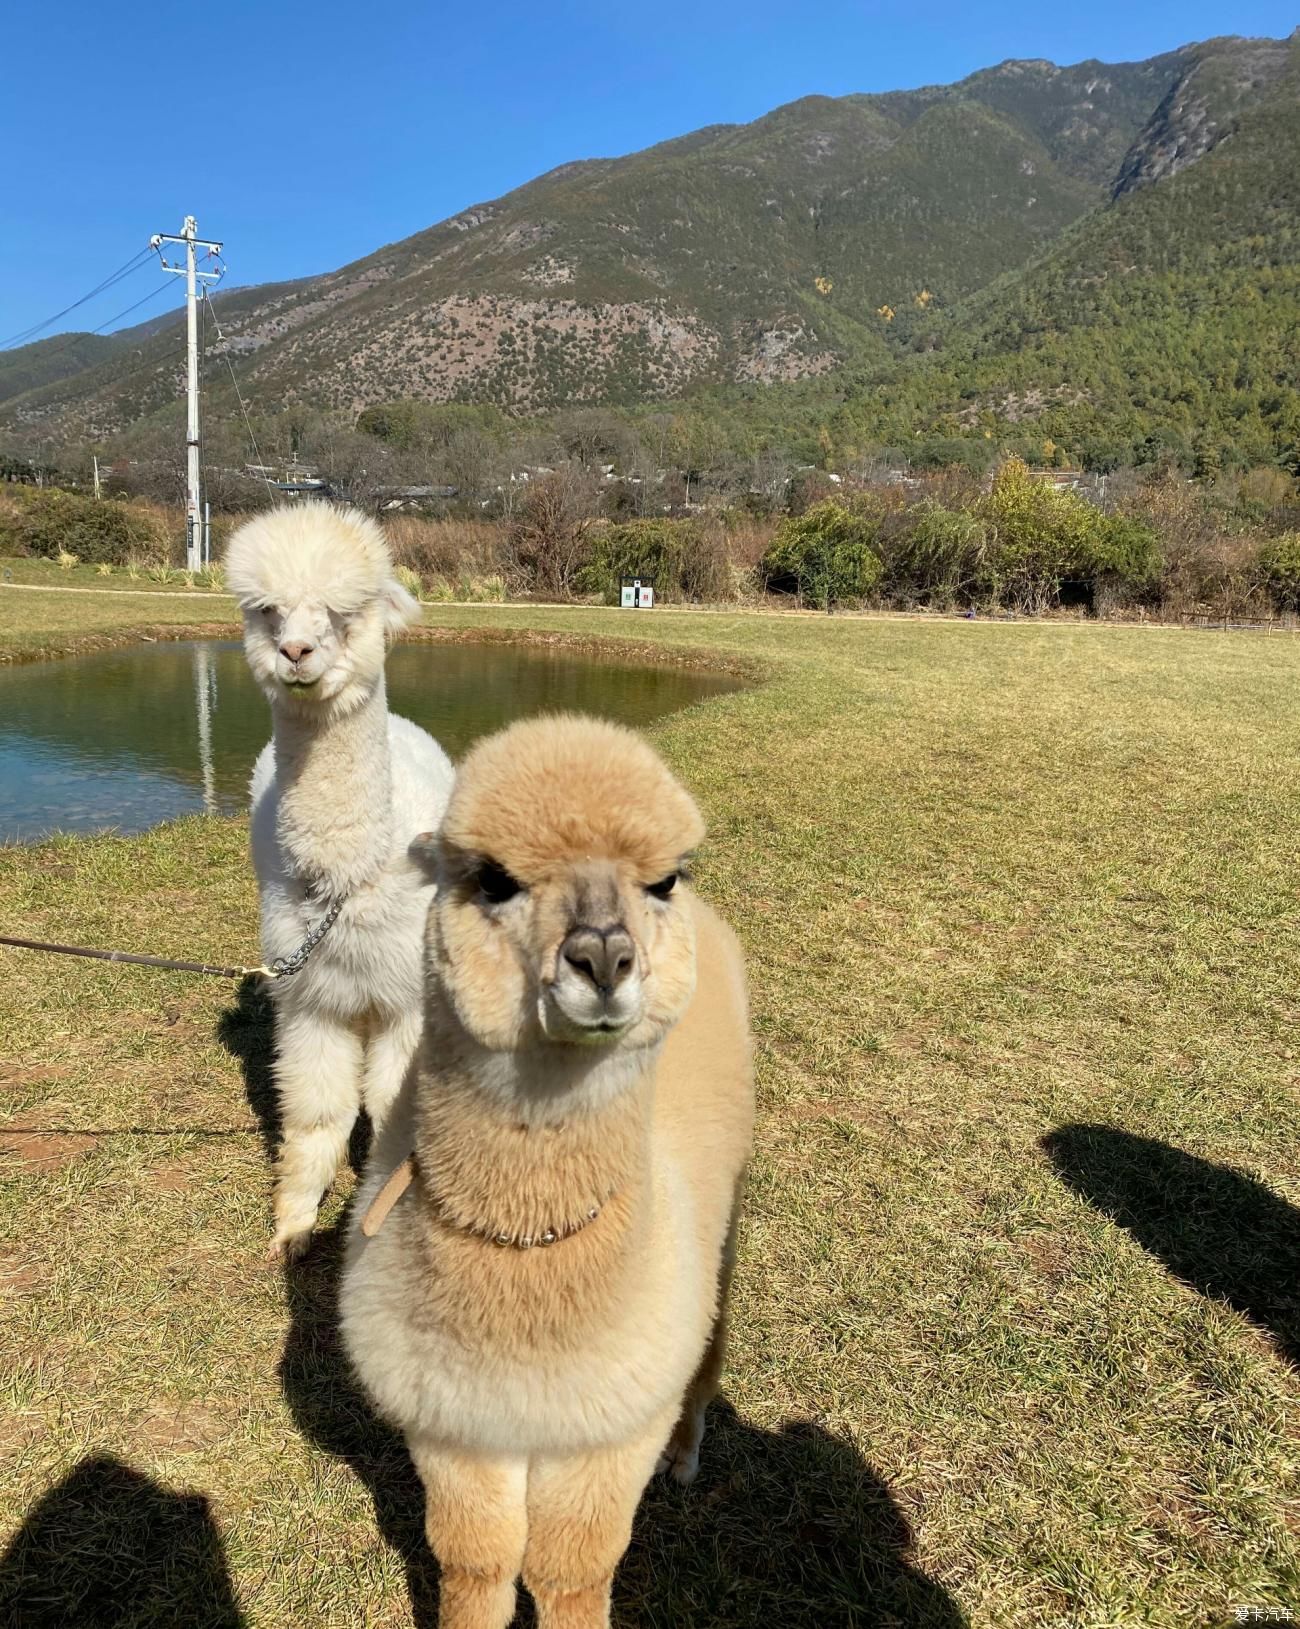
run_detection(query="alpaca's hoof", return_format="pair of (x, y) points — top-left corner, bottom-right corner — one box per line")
(268, 1228), (313, 1264)
(655, 1441), (701, 1486)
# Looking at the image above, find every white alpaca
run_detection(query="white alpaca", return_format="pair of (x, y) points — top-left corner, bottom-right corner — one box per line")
(225, 503), (454, 1260)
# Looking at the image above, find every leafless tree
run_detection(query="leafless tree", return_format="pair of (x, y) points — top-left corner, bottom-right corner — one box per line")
(503, 461), (600, 597)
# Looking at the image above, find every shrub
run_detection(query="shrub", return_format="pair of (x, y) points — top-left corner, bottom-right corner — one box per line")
(503, 465), (598, 598)
(883, 504), (994, 608)
(786, 470), (843, 516)
(979, 458), (1108, 613)
(761, 501), (882, 610)
(1088, 514), (1162, 603)
(578, 518), (733, 604)
(0, 486), (171, 565)
(1260, 532), (1300, 612)
(470, 573), (506, 603)
(393, 564), (424, 602)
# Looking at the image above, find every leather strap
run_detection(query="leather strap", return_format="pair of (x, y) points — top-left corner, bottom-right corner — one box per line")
(360, 1155), (415, 1237)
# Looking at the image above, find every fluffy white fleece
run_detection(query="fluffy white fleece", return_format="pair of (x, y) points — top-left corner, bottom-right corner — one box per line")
(226, 503), (454, 1258)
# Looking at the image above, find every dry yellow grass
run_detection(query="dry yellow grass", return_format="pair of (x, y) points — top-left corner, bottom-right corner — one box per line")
(0, 591), (1297, 1625)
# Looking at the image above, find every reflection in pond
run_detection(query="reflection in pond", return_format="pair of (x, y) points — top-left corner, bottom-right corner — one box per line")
(0, 640), (742, 842)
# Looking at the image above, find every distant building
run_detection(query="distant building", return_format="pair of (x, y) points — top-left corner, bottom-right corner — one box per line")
(378, 485), (459, 511)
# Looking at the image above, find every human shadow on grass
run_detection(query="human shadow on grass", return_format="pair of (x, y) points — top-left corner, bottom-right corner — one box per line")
(277, 1222), (441, 1624)
(1043, 1123), (1300, 1365)
(0, 1453), (247, 1627)
(279, 1224), (964, 1629)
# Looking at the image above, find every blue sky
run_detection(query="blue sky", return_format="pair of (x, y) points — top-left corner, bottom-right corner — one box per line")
(2, 0), (1294, 343)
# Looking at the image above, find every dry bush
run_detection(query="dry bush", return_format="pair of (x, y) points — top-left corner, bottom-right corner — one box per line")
(723, 514), (779, 572)
(1182, 533), (1272, 624)
(903, 467), (986, 510)
(385, 515), (502, 581)
(503, 464), (600, 598)
(1119, 475), (1266, 620)
(1235, 466), (1296, 513)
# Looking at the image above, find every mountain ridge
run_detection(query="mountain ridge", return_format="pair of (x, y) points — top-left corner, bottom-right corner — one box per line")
(0, 32), (1294, 459)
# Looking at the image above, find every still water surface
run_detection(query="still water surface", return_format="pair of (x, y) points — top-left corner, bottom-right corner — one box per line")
(0, 640), (741, 841)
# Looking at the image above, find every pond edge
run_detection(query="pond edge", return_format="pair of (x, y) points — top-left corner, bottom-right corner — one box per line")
(0, 618), (770, 687)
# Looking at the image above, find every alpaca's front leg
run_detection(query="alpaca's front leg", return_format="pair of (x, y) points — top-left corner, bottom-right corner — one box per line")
(360, 1007), (422, 1135)
(523, 1407), (676, 1629)
(270, 1002), (363, 1260)
(408, 1437), (527, 1629)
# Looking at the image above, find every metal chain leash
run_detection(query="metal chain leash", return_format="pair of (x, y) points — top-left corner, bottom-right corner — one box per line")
(266, 895), (346, 980)
(0, 893), (347, 983)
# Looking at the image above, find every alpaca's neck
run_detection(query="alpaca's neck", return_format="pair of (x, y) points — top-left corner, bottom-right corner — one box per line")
(271, 682), (393, 895)
(413, 1038), (656, 1245)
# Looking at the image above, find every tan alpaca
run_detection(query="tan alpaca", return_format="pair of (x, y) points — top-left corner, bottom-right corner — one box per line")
(340, 714), (753, 1629)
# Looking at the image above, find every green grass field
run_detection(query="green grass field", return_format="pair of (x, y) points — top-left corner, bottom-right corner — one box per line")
(1, 582), (1297, 1627)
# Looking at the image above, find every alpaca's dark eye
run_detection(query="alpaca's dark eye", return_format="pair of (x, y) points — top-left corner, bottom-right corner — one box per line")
(646, 872), (679, 900)
(475, 861), (523, 905)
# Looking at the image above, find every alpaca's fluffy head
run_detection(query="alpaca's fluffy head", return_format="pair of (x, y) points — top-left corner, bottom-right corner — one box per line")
(224, 503), (418, 708)
(431, 714), (705, 1052)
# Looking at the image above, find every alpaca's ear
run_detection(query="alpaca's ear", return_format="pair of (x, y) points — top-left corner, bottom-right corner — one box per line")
(380, 577), (420, 635)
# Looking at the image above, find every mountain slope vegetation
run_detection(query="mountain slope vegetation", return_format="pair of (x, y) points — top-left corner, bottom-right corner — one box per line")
(0, 31), (1295, 465)
(825, 37), (1300, 469)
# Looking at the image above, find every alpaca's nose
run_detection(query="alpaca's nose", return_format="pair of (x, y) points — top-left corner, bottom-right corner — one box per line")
(561, 925), (636, 995)
(279, 640), (315, 663)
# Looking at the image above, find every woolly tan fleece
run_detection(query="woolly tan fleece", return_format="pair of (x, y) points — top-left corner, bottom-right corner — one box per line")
(342, 715), (754, 1629)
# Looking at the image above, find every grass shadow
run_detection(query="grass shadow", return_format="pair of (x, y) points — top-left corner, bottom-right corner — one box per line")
(217, 974), (279, 1163)
(281, 1230), (964, 1628)
(278, 1223), (440, 1626)
(1043, 1123), (1300, 1364)
(0, 1453), (247, 1627)
(618, 1400), (965, 1627)
(216, 974), (371, 1174)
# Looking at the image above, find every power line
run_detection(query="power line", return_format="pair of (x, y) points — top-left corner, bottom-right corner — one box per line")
(0, 280), (185, 394)
(0, 249), (155, 351)
(89, 281), (182, 337)
(202, 289), (277, 498)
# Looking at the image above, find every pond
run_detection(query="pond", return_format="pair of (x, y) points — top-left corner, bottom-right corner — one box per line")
(0, 640), (743, 842)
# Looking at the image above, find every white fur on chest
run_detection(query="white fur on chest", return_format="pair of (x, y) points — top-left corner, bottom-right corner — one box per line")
(268, 871), (433, 1020)
(249, 712), (451, 1024)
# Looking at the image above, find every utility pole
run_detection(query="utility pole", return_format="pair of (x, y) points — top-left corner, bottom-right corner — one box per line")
(150, 217), (223, 571)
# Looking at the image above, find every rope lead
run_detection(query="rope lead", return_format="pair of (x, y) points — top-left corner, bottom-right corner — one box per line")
(0, 895), (346, 983)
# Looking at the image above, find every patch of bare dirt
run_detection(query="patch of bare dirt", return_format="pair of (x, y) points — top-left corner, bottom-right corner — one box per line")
(146, 1161), (195, 1193)
(0, 1249), (41, 1296)
(0, 1105), (98, 1171)
(134, 1401), (228, 1455)
(0, 1065), (72, 1096)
